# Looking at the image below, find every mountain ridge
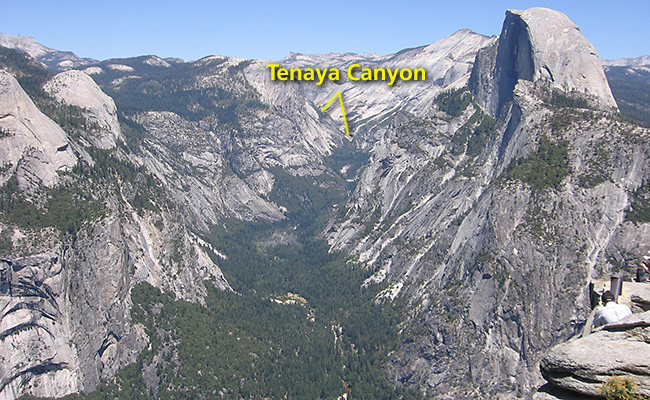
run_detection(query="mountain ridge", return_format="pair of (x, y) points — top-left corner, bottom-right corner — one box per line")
(0, 33), (97, 73)
(602, 55), (650, 67)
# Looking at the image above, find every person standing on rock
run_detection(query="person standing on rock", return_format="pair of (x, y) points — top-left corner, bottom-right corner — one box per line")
(592, 291), (632, 328)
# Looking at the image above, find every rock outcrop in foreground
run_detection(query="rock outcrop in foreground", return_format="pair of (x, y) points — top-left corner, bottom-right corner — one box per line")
(540, 310), (650, 398)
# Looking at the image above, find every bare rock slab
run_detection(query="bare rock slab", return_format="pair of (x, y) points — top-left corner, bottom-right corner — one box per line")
(540, 311), (650, 398)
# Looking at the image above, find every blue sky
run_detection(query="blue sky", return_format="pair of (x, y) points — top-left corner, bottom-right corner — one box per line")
(1, 1), (648, 62)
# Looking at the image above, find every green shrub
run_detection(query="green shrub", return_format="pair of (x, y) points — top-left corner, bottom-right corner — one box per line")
(0, 176), (104, 234)
(599, 376), (648, 400)
(626, 184), (650, 224)
(504, 135), (571, 190)
(467, 113), (496, 156)
(0, 46), (51, 98)
(435, 88), (472, 117)
(548, 89), (592, 109)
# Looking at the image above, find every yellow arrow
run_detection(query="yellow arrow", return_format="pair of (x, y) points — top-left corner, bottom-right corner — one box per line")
(321, 91), (351, 136)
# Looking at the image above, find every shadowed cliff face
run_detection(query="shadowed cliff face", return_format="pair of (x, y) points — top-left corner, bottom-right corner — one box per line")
(0, 254), (78, 399)
(469, 11), (534, 117)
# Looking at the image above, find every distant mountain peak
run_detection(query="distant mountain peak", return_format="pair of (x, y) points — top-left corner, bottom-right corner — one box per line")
(0, 33), (49, 57)
(0, 32), (96, 72)
(602, 55), (650, 67)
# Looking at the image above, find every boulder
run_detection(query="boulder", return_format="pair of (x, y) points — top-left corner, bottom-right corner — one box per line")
(630, 285), (650, 313)
(540, 311), (650, 398)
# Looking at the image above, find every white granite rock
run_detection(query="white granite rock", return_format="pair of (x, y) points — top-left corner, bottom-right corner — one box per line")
(470, 7), (617, 116)
(0, 71), (76, 189)
(540, 311), (650, 398)
(511, 8), (617, 109)
(44, 70), (122, 149)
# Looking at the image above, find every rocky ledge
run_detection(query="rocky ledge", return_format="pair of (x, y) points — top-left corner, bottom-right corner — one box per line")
(538, 290), (650, 399)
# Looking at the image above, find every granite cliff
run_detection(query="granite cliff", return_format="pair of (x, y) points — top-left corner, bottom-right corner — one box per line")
(0, 49), (229, 399)
(323, 7), (649, 398)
